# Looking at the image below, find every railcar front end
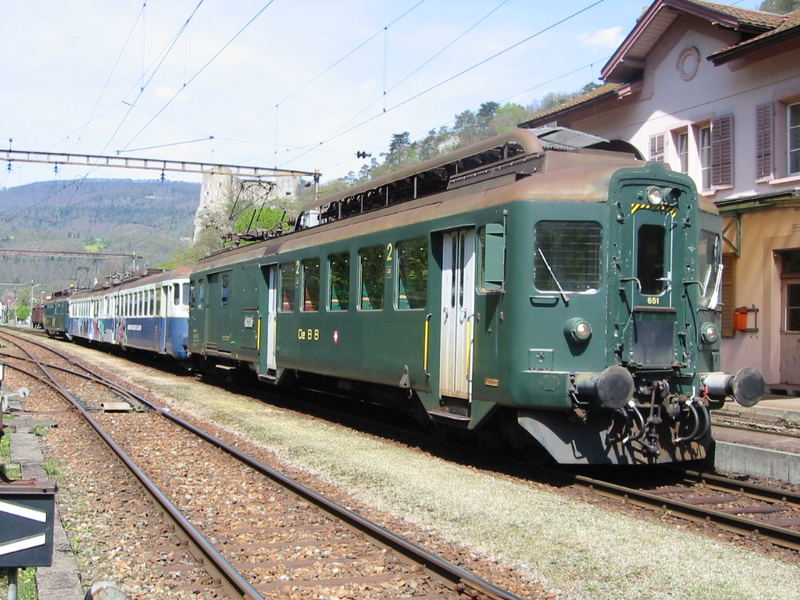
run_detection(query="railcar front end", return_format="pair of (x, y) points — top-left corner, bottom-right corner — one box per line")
(513, 161), (764, 464)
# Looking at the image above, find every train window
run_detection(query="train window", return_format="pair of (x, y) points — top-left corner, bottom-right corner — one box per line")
(637, 224), (666, 295)
(302, 259), (321, 311)
(479, 225), (505, 293)
(198, 280), (206, 309)
(173, 284), (180, 305)
(397, 238), (428, 309)
(156, 288), (162, 316)
(697, 230), (722, 308)
(221, 273), (230, 305)
(149, 290), (155, 315)
(328, 253), (350, 311)
(534, 221), (602, 293)
(280, 263), (296, 312)
(182, 283), (190, 306)
(359, 245), (385, 310)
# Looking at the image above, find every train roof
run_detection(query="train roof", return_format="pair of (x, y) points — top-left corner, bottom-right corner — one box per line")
(190, 128), (713, 272)
(68, 265), (194, 300)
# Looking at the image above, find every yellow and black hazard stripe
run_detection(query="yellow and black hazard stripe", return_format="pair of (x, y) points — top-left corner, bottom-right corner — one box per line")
(630, 203), (678, 218)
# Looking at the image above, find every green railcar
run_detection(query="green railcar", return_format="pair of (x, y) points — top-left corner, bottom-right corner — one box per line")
(188, 128), (764, 465)
(43, 291), (71, 338)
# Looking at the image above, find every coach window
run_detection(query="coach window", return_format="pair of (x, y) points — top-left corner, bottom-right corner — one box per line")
(221, 273), (230, 305)
(302, 258), (321, 311)
(638, 224), (667, 295)
(149, 290), (155, 315)
(198, 280), (206, 309)
(359, 245), (385, 310)
(173, 284), (180, 305)
(156, 288), (162, 316)
(280, 263), (296, 312)
(397, 238), (428, 309)
(534, 221), (602, 293)
(182, 283), (190, 306)
(329, 252), (350, 311)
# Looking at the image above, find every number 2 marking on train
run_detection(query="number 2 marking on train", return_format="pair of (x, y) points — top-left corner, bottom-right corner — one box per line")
(386, 242), (393, 262)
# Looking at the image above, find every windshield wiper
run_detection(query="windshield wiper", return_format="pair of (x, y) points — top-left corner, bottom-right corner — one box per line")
(538, 248), (570, 303)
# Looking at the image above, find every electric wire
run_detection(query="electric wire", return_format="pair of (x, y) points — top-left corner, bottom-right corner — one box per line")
(74, 2), (148, 150)
(327, 0), (512, 141)
(279, 0), (606, 169)
(118, 0), (279, 154)
(211, 0), (428, 157)
(102, 0), (206, 155)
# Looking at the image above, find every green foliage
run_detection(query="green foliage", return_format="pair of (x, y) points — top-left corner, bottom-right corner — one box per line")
(233, 206), (289, 234)
(82, 238), (109, 253)
(15, 304), (30, 321)
(322, 82), (597, 196)
(759, 0), (800, 12)
(158, 228), (222, 269)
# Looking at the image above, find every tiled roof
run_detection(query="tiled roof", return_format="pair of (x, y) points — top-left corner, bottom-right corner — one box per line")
(709, 7), (800, 63)
(683, 0), (785, 29)
(518, 84), (624, 128)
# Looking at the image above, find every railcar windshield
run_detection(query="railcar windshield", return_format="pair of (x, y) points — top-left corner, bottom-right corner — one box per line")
(637, 224), (667, 295)
(533, 221), (602, 293)
(697, 230), (722, 309)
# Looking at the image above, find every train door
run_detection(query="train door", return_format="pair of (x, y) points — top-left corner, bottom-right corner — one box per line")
(439, 228), (476, 400)
(259, 265), (278, 375)
(621, 206), (677, 367)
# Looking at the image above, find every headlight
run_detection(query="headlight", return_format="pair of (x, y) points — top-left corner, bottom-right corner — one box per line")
(645, 186), (663, 205)
(701, 322), (720, 344)
(564, 318), (592, 342)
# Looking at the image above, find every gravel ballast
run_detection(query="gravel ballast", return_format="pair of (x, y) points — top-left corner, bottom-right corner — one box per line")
(37, 340), (800, 600)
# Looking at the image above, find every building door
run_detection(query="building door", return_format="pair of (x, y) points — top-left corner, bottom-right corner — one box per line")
(439, 229), (475, 400)
(781, 277), (800, 384)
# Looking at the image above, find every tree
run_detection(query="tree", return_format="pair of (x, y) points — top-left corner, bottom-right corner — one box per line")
(759, 0), (800, 12)
(16, 304), (30, 322)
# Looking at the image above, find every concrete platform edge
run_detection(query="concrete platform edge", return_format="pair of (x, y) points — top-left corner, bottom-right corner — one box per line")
(714, 440), (800, 485)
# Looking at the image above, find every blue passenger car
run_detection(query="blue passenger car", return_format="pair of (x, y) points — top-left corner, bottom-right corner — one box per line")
(67, 267), (191, 360)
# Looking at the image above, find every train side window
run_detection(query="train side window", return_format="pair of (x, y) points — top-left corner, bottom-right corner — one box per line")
(221, 273), (230, 305)
(637, 224), (666, 295)
(397, 238), (428, 309)
(173, 283), (180, 305)
(479, 224), (505, 293)
(302, 258), (321, 311)
(149, 289), (155, 316)
(182, 283), (190, 306)
(280, 263), (296, 312)
(328, 252), (350, 311)
(198, 280), (206, 309)
(359, 245), (385, 310)
(534, 221), (602, 293)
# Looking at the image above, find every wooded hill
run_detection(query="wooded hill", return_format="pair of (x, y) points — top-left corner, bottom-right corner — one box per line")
(0, 178), (199, 293)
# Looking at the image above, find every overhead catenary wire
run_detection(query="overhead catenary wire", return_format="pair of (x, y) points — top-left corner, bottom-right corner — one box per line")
(210, 0), (428, 158)
(117, 0), (279, 154)
(278, 0), (606, 170)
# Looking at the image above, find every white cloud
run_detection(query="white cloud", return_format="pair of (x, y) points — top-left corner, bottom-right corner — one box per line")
(579, 26), (624, 49)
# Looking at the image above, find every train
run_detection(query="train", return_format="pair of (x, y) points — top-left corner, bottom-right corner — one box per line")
(40, 127), (765, 465)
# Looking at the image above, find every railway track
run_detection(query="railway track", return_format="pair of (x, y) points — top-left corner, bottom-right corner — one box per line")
(0, 330), (525, 599)
(563, 467), (800, 552)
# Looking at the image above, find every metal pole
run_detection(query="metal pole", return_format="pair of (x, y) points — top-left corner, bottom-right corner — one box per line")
(7, 567), (18, 600)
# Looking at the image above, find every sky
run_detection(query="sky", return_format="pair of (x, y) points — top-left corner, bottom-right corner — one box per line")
(0, 0), (765, 189)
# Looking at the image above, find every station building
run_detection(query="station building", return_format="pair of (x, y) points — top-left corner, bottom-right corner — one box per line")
(520, 0), (800, 391)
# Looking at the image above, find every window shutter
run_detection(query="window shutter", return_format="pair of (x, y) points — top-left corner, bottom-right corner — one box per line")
(711, 115), (734, 187)
(649, 134), (664, 163)
(721, 253), (736, 338)
(755, 103), (773, 179)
